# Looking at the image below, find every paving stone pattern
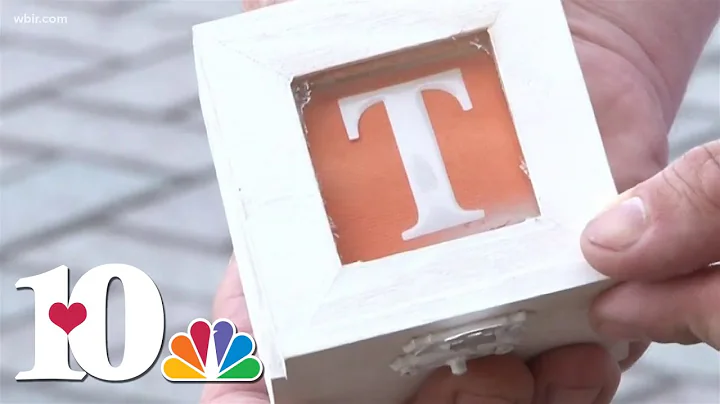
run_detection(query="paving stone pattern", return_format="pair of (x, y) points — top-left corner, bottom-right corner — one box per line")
(0, 1), (718, 402)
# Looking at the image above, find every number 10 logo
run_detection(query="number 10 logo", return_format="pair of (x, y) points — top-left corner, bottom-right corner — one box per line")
(15, 265), (165, 381)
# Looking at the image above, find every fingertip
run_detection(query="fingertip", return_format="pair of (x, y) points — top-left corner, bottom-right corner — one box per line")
(589, 284), (648, 340)
(203, 256), (267, 401)
(243, 0), (289, 11)
(212, 255), (252, 333)
(584, 196), (648, 252)
(411, 355), (533, 404)
(201, 387), (269, 403)
(565, 296), (649, 370)
(583, 142), (720, 282)
(580, 194), (651, 280)
(528, 344), (620, 404)
(618, 341), (651, 371)
(591, 270), (720, 346)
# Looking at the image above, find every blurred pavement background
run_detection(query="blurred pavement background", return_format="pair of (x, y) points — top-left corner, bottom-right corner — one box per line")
(0, 1), (718, 402)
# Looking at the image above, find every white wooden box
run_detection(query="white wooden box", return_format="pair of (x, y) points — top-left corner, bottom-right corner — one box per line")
(192, 0), (628, 402)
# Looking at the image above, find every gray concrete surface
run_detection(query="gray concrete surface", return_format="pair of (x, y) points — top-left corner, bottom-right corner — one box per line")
(0, 1), (718, 402)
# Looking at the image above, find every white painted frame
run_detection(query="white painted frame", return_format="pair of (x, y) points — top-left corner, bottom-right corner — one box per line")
(193, 0), (617, 382)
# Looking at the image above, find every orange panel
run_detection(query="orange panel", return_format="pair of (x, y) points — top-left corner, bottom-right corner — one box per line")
(302, 49), (539, 264)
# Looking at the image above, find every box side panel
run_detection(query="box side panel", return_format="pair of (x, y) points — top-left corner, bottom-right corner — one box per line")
(273, 282), (626, 404)
(193, 30), (285, 385)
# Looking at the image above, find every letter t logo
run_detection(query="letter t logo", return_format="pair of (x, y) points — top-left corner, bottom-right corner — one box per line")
(338, 69), (485, 241)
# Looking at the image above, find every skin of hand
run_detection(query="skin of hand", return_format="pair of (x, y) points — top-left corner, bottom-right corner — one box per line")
(201, 1), (720, 403)
(585, 140), (720, 349)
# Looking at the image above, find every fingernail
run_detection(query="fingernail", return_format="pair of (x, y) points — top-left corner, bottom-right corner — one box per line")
(547, 388), (600, 404)
(456, 394), (511, 404)
(585, 196), (647, 251)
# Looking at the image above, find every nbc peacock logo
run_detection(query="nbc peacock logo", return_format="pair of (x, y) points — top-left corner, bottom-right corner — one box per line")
(161, 318), (263, 382)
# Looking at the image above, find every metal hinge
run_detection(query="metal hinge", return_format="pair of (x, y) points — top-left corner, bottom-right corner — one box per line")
(390, 311), (528, 377)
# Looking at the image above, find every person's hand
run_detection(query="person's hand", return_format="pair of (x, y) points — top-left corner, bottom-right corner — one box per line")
(564, 0), (718, 370)
(200, 260), (269, 404)
(585, 139), (720, 348)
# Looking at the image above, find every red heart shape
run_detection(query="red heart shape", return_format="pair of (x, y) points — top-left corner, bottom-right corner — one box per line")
(49, 302), (87, 334)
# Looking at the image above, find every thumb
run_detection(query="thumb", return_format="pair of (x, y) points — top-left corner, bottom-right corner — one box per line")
(581, 139), (720, 348)
(581, 140), (720, 281)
